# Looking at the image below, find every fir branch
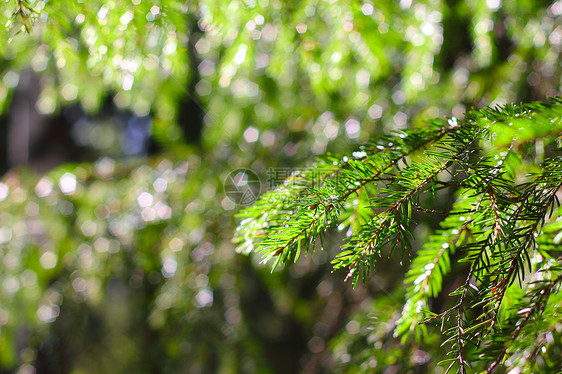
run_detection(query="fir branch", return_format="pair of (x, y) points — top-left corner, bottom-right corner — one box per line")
(235, 122), (460, 267)
(333, 156), (456, 286)
(234, 98), (562, 372)
(486, 270), (562, 373)
(397, 193), (480, 341)
(484, 160), (562, 326)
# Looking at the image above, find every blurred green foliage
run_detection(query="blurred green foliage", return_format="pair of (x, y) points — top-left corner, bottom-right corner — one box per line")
(0, 0), (561, 373)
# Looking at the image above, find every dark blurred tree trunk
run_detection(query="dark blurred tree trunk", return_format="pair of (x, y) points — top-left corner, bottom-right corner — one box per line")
(4, 70), (79, 174)
(7, 70), (45, 168)
(178, 14), (205, 145)
(0, 115), (8, 175)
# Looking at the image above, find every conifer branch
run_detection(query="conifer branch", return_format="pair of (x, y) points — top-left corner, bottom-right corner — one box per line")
(235, 98), (562, 372)
(236, 123), (461, 267)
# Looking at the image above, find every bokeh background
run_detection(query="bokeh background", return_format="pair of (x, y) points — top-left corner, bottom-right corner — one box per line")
(0, 0), (560, 373)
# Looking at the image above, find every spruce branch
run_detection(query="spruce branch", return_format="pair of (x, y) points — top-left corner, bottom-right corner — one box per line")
(234, 98), (562, 372)
(235, 122), (460, 268)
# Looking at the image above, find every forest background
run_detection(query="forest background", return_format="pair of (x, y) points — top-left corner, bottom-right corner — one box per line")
(0, 0), (561, 373)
